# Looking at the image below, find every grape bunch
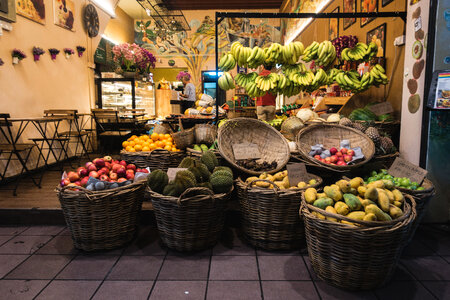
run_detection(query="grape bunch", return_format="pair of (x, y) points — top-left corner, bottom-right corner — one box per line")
(332, 35), (358, 59)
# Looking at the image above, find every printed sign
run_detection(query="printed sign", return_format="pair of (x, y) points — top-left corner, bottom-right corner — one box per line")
(367, 102), (394, 115)
(167, 168), (187, 181)
(233, 143), (261, 160)
(287, 163), (308, 186)
(388, 157), (428, 184)
(414, 16), (422, 32)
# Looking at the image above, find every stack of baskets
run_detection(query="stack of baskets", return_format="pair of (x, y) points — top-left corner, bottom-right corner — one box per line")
(120, 149), (185, 171)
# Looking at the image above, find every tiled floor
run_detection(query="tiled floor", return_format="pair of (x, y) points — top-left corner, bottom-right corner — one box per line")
(0, 224), (448, 300)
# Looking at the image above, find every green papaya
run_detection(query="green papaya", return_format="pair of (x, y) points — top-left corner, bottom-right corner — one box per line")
(313, 197), (334, 210)
(343, 193), (362, 211)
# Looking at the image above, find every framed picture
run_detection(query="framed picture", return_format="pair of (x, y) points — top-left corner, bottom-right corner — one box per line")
(15, 0), (45, 24)
(329, 7), (339, 41)
(367, 23), (386, 58)
(343, 0), (356, 30)
(382, 0), (394, 6)
(0, 0), (16, 22)
(54, 0), (75, 31)
(361, 0), (378, 27)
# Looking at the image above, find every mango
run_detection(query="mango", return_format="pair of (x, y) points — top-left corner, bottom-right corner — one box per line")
(341, 220), (358, 226)
(346, 211), (366, 221)
(392, 189), (404, 202)
(317, 192), (327, 199)
(336, 180), (352, 193)
(312, 211), (326, 220)
(363, 213), (377, 221)
(357, 186), (367, 197)
(365, 204), (392, 221)
(334, 201), (350, 215)
(349, 177), (364, 189)
(349, 188), (358, 195)
(313, 197), (334, 210)
(309, 178), (317, 185)
(282, 176), (290, 188)
(343, 193), (362, 211)
(272, 172), (285, 181)
(274, 181), (286, 189)
(364, 187), (378, 201)
(297, 181), (307, 189)
(394, 201), (403, 207)
(304, 188), (317, 204)
(255, 181), (272, 188)
(389, 204), (404, 219)
(377, 189), (390, 212)
(259, 172), (269, 179)
(325, 206), (338, 222)
(245, 176), (259, 184)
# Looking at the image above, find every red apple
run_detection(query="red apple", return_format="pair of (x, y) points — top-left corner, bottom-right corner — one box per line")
(329, 147), (338, 155)
(78, 168), (88, 178)
(100, 167), (109, 174)
(60, 178), (70, 186)
(67, 171), (80, 182)
(97, 170), (106, 176)
(117, 178), (127, 183)
(103, 156), (112, 162)
(93, 158), (105, 168)
(337, 160), (347, 166)
(126, 169), (134, 174)
(109, 172), (118, 180)
(314, 155), (321, 160)
(89, 171), (99, 178)
(347, 149), (355, 156)
(100, 174), (109, 181)
(119, 160), (127, 166)
(117, 167), (126, 178)
(104, 162), (112, 169)
(113, 160), (119, 164)
(140, 169), (149, 173)
(324, 157), (331, 163)
(338, 156), (345, 162)
(341, 148), (348, 154)
(330, 155), (338, 163)
(344, 155), (352, 162)
(126, 164), (136, 171)
(80, 177), (89, 187)
(336, 151), (343, 157)
(87, 164), (97, 172)
(112, 164), (122, 173)
(74, 181), (81, 186)
(126, 173), (135, 180)
(85, 162), (94, 169)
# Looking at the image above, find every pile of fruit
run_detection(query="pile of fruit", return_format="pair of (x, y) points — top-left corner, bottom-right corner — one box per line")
(366, 169), (426, 191)
(191, 142), (217, 152)
(340, 42), (378, 62)
(332, 35), (358, 59)
(304, 177), (406, 225)
(122, 133), (180, 152)
(245, 171), (317, 189)
(348, 105), (394, 122)
(147, 151), (233, 196)
(236, 159), (277, 172)
(309, 145), (362, 166)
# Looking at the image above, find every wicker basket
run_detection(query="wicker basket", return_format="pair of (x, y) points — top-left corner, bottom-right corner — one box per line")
(57, 181), (146, 251)
(218, 118), (290, 175)
(153, 124), (172, 135)
(120, 149), (185, 171)
(172, 128), (195, 150)
(296, 124), (375, 171)
(194, 124), (217, 145)
(236, 174), (322, 250)
(149, 186), (233, 252)
(301, 193), (416, 290)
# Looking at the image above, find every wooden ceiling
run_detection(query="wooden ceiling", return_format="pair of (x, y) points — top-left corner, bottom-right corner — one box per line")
(161, 0), (284, 10)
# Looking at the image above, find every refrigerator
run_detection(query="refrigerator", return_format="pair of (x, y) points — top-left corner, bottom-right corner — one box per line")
(202, 71), (225, 105)
(421, 0), (450, 222)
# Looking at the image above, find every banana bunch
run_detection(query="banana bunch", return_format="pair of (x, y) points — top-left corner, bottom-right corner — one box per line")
(230, 42), (252, 67)
(335, 70), (363, 92)
(264, 43), (283, 64)
(315, 41), (336, 67)
(255, 73), (279, 92)
(341, 42), (378, 62)
(370, 64), (389, 86)
(218, 72), (235, 91)
(307, 68), (329, 92)
(276, 74), (289, 91)
(246, 82), (266, 98)
(218, 52), (236, 72)
(326, 68), (339, 85)
(246, 47), (267, 69)
(291, 71), (315, 87)
(234, 72), (258, 89)
(302, 41), (320, 63)
(282, 63), (307, 79)
(279, 42), (304, 64)
(283, 81), (302, 97)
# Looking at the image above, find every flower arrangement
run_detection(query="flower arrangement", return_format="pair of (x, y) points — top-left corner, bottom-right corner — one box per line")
(12, 49), (27, 64)
(112, 43), (156, 76)
(176, 71), (191, 81)
(0, 58), (4, 66)
(64, 48), (75, 58)
(32, 47), (45, 61)
(76, 46), (86, 57)
(48, 48), (60, 60)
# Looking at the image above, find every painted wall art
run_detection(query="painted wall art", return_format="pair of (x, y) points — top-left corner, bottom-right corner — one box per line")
(329, 7), (339, 41)
(366, 23), (386, 58)
(16, 0), (45, 24)
(343, 0), (356, 30)
(54, 0), (74, 31)
(361, 0), (378, 27)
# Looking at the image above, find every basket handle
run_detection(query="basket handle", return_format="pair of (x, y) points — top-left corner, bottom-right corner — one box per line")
(177, 187), (215, 205)
(246, 179), (280, 194)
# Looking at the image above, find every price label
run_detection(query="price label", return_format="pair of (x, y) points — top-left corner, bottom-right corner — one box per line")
(322, 137), (340, 148)
(167, 168), (187, 181)
(414, 16), (422, 32)
(287, 163), (308, 186)
(367, 102), (394, 116)
(233, 143), (261, 160)
(388, 157), (427, 184)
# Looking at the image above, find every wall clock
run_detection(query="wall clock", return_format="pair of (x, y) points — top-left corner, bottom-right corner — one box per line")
(83, 4), (99, 38)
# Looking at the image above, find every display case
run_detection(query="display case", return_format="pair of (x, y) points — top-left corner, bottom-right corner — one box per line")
(96, 78), (156, 116)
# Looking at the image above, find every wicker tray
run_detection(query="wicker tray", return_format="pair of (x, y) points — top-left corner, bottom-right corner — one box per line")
(149, 186), (233, 252)
(120, 149), (185, 171)
(236, 174), (322, 250)
(296, 124), (375, 171)
(218, 118), (290, 175)
(57, 181), (146, 251)
(300, 193), (416, 290)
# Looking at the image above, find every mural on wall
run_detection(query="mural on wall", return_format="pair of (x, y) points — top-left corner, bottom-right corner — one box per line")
(343, 0), (356, 30)
(329, 7), (339, 41)
(361, 0), (377, 27)
(16, 0), (45, 24)
(366, 23), (386, 58)
(54, 0), (74, 31)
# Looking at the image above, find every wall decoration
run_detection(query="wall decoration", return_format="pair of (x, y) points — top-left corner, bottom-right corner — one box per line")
(382, 0), (394, 7)
(83, 3), (99, 37)
(0, 58), (4, 66)
(54, 0), (74, 31)
(76, 46), (86, 57)
(329, 7), (339, 41)
(361, 0), (378, 27)
(366, 23), (386, 58)
(343, 0), (356, 30)
(63, 48), (74, 58)
(0, 0), (16, 22)
(12, 49), (26, 64)
(48, 48), (60, 60)
(16, 0), (45, 24)
(32, 46), (45, 61)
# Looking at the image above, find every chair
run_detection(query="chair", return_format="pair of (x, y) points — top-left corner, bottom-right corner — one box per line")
(91, 109), (132, 153)
(0, 114), (39, 196)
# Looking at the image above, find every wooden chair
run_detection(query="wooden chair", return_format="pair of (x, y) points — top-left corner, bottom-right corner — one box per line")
(91, 109), (132, 153)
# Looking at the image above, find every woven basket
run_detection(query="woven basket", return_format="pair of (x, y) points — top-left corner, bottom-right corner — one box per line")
(186, 148), (223, 163)
(153, 124), (172, 134)
(296, 124), (375, 171)
(218, 118), (290, 175)
(56, 181), (146, 251)
(194, 124), (217, 145)
(172, 128), (194, 150)
(149, 186), (233, 252)
(120, 149), (185, 171)
(236, 174), (322, 250)
(301, 193), (416, 290)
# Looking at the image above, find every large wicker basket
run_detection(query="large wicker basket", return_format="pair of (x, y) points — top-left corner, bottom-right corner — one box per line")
(218, 118), (290, 175)
(172, 128), (195, 150)
(296, 124), (375, 171)
(301, 193), (416, 290)
(120, 149), (185, 171)
(236, 174), (322, 250)
(194, 124), (217, 145)
(57, 181), (146, 251)
(186, 148), (223, 164)
(149, 186), (233, 252)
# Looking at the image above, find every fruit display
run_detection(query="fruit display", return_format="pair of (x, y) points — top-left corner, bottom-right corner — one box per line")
(308, 143), (363, 166)
(236, 159), (277, 172)
(365, 169), (426, 191)
(313, 41), (337, 67)
(244, 171), (317, 189)
(332, 35), (358, 59)
(334, 65), (388, 93)
(122, 134), (180, 152)
(218, 71), (235, 91)
(304, 177), (406, 225)
(191, 142), (217, 152)
(218, 52), (236, 72)
(340, 42), (378, 62)
(158, 78), (171, 90)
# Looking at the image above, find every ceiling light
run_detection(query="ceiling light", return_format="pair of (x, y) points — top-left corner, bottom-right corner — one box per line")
(102, 34), (119, 45)
(90, 0), (116, 18)
(146, 8), (151, 16)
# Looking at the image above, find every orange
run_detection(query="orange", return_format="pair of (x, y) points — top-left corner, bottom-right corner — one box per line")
(164, 134), (171, 139)
(133, 137), (140, 143)
(149, 143), (156, 150)
(164, 145), (172, 151)
(122, 141), (129, 148)
(165, 141), (172, 147)
(129, 135), (137, 140)
(141, 135), (149, 140)
(151, 133), (159, 141)
(166, 137), (173, 142)
(142, 146), (150, 151)
(142, 141), (150, 148)
(125, 146), (133, 152)
(134, 144), (142, 151)
(128, 141), (136, 147)
(155, 141), (164, 148)
(171, 147), (177, 152)
(129, 148), (136, 152)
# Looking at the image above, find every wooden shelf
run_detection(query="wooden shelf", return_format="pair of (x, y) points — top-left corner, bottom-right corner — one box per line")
(324, 97), (351, 105)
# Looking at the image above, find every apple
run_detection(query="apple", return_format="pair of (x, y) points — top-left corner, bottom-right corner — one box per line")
(103, 156), (112, 163)
(336, 151), (343, 157)
(80, 177), (89, 187)
(112, 164), (122, 173)
(87, 164), (97, 172)
(60, 178), (70, 187)
(324, 157), (331, 163)
(329, 147), (338, 155)
(117, 167), (127, 178)
(67, 171), (80, 182)
(314, 155), (321, 160)
(117, 178), (127, 183)
(139, 169), (149, 173)
(126, 164), (136, 171)
(119, 160), (127, 166)
(338, 156), (345, 161)
(329, 155), (338, 163)
(347, 149), (355, 156)
(344, 155), (352, 162)
(104, 161), (111, 169)
(337, 160), (347, 166)
(97, 169), (106, 176)
(341, 148), (348, 155)
(126, 169), (134, 174)
(93, 158), (105, 168)
(67, 183), (78, 187)
(100, 167), (109, 174)
(78, 168), (88, 178)
(109, 172), (118, 180)
(126, 173), (135, 180)
(100, 174), (109, 181)
(113, 160), (119, 164)
(74, 181), (81, 186)
(89, 171), (99, 178)
(85, 162), (94, 169)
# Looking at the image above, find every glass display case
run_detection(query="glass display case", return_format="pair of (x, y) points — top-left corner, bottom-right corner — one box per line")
(96, 78), (156, 116)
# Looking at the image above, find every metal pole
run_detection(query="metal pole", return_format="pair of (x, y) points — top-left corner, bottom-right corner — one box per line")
(215, 12), (219, 124)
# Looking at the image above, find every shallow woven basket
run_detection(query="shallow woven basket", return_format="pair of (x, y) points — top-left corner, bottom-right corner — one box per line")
(296, 124), (375, 171)
(149, 186), (233, 252)
(185, 148), (223, 164)
(56, 181), (146, 251)
(236, 174), (322, 250)
(218, 118), (290, 175)
(120, 149), (185, 171)
(194, 124), (217, 145)
(172, 128), (195, 150)
(300, 193), (416, 290)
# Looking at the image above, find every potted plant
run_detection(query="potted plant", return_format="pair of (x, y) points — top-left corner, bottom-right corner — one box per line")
(76, 46), (86, 57)
(137, 48), (156, 81)
(48, 48), (60, 60)
(64, 48), (75, 59)
(32, 47), (45, 61)
(112, 43), (156, 78)
(12, 49), (27, 64)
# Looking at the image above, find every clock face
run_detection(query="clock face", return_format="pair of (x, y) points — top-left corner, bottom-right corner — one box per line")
(84, 4), (99, 38)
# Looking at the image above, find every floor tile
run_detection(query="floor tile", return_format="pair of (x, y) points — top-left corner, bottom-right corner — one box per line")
(168, 248), (213, 256)
(35, 280), (101, 300)
(93, 281), (153, 300)
(373, 281), (436, 300)
(391, 263), (415, 281)
(206, 281), (261, 300)
(107, 256), (164, 280)
(402, 239), (436, 257)
(58, 228), (72, 235)
(150, 281), (206, 300)
(20, 226), (65, 236)
(303, 255), (321, 281)
(0, 255), (29, 278)
(258, 255), (310, 280)
(0, 226), (28, 235)
(213, 229), (255, 256)
(158, 255), (210, 280)
(402, 256), (450, 280)
(421, 281), (450, 300)
(0, 280), (48, 300)
(262, 281), (319, 300)
(0, 235), (12, 246)
(257, 249), (302, 256)
(35, 235), (78, 255)
(0, 235), (53, 254)
(315, 281), (377, 300)
(123, 226), (167, 256)
(57, 254), (119, 279)
(209, 256), (259, 280)
(6, 255), (73, 279)
(443, 256), (450, 264)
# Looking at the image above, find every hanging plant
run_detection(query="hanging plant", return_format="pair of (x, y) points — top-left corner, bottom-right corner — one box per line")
(32, 47), (45, 61)
(0, 58), (4, 66)
(12, 49), (27, 64)
(48, 48), (60, 60)
(76, 46), (86, 57)
(64, 48), (75, 59)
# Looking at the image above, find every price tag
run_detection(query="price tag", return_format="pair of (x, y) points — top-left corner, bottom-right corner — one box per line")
(232, 143), (261, 160)
(367, 102), (394, 116)
(414, 16), (422, 32)
(388, 157), (428, 184)
(322, 137), (340, 148)
(287, 163), (308, 186)
(167, 168), (187, 181)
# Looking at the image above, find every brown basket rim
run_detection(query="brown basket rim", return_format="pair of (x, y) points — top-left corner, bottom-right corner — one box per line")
(56, 180), (146, 198)
(296, 124), (375, 170)
(148, 185), (233, 204)
(236, 173), (322, 193)
(120, 149), (185, 157)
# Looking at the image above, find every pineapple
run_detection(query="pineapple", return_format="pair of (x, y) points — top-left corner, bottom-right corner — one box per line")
(380, 136), (395, 153)
(365, 127), (381, 146)
(352, 122), (367, 132)
(339, 117), (353, 127)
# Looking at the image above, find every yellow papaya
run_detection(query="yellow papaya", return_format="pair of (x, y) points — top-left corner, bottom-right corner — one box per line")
(346, 211), (366, 221)
(361, 199), (376, 208)
(341, 220), (359, 226)
(377, 189), (390, 212)
(334, 201), (350, 215)
(282, 176), (290, 188)
(385, 189), (395, 203)
(309, 178), (317, 185)
(357, 186), (367, 197)
(272, 172), (285, 181)
(297, 181), (307, 189)
(349, 177), (364, 189)
(324, 186), (342, 201)
(312, 211), (325, 220)
(394, 201), (402, 207)
(255, 181), (271, 188)
(389, 204), (404, 219)
(365, 204), (392, 221)
(392, 189), (404, 202)
(325, 206), (338, 222)
(363, 213), (377, 221)
(313, 198), (334, 210)
(364, 187), (378, 201)
(259, 172), (268, 179)
(274, 181), (286, 189)
(317, 192), (327, 199)
(367, 180), (385, 189)
(245, 176), (259, 184)
(349, 188), (358, 195)
(343, 193), (362, 211)
(304, 188), (317, 204)
(382, 179), (395, 190)
(336, 180), (352, 193)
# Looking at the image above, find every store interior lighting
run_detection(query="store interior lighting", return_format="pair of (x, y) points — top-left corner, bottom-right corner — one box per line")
(90, 0), (116, 18)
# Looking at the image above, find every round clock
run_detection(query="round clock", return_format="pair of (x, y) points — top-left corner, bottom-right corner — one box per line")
(83, 4), (99, 38)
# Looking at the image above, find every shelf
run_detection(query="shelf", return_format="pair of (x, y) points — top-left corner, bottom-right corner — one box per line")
(324, 97), (352, 105)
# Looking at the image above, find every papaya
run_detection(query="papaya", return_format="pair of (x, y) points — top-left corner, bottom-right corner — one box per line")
(282, 176), (290, 188)
(361, 199), (376, 208)
(364, 187), (378, 201)
(324, 186), (342, 201)
(343, 193), (362, 211)
(272, 171), (285, 181)
(304, 188), (317, 204)
(367, 180), (385, 189)
(394, 201), (403, 207)
(392, 189), (404, 202)
(336, 180), (352, 193)
(357, 186), (367, 197)
(389, 204), (404, 219)
(382, 179), (395, 190)
(309, 178), (317, 185)
(297, 181), (307, 189)
(274, 181), (286, 189)
(312, 211), (326, 220)
(259, 172), (269, 179)
(363, 213), (377, 221)
(385, 189), (395, 203)
(255, 181), (272, 188)
(349, 177), (364, 189)
(245, 176), (259, 184)
(365, 204), (392, 221)
(346, 211), (366, 221)
(317, 192), (327, 199)
(377, 189), (390, 212)
(349, 188), (358, 195)
(313, 198), (334, 210)
(325, 206), (338, 222)
(341, 220), (359, 226)
(334, 201), (350, 215)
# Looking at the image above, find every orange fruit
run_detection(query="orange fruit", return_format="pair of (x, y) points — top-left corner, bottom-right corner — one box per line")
(129, 148), (136, 152)
(125, 146), (133, 152)
(128, 141), (136, 147)
(151, 133), (159, 141)
(122, 141), (129, 148)
(166, 137), (173, 142)
(171, 147), (177, 152)
(164, 145), (172, 151)
(142, 146), (150, 151)
(142, 141), (150, 148)
(134, 137), (140, 143)
(149, 143), (156, 150)
(129, 135), (137, 140)
(141, 135), (149, 140)
(156, 141), (164, 148)
(165, 141), (172, 147)
(164, 134), (171, 139)
(134, 144), (142, 151)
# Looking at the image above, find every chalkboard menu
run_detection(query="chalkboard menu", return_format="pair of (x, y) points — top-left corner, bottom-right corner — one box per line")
(94, 38), (115, 66)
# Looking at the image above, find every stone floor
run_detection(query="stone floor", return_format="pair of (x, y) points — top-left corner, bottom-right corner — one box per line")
(0, 223), (448, 300)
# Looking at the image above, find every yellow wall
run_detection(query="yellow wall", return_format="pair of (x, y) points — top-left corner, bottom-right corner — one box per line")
(104, 6), (134, 44)
(152, 68), (187, 83)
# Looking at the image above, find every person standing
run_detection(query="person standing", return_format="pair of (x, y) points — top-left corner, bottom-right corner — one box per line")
(180, 74), (196, 112)
(256, 63), (277, 121)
